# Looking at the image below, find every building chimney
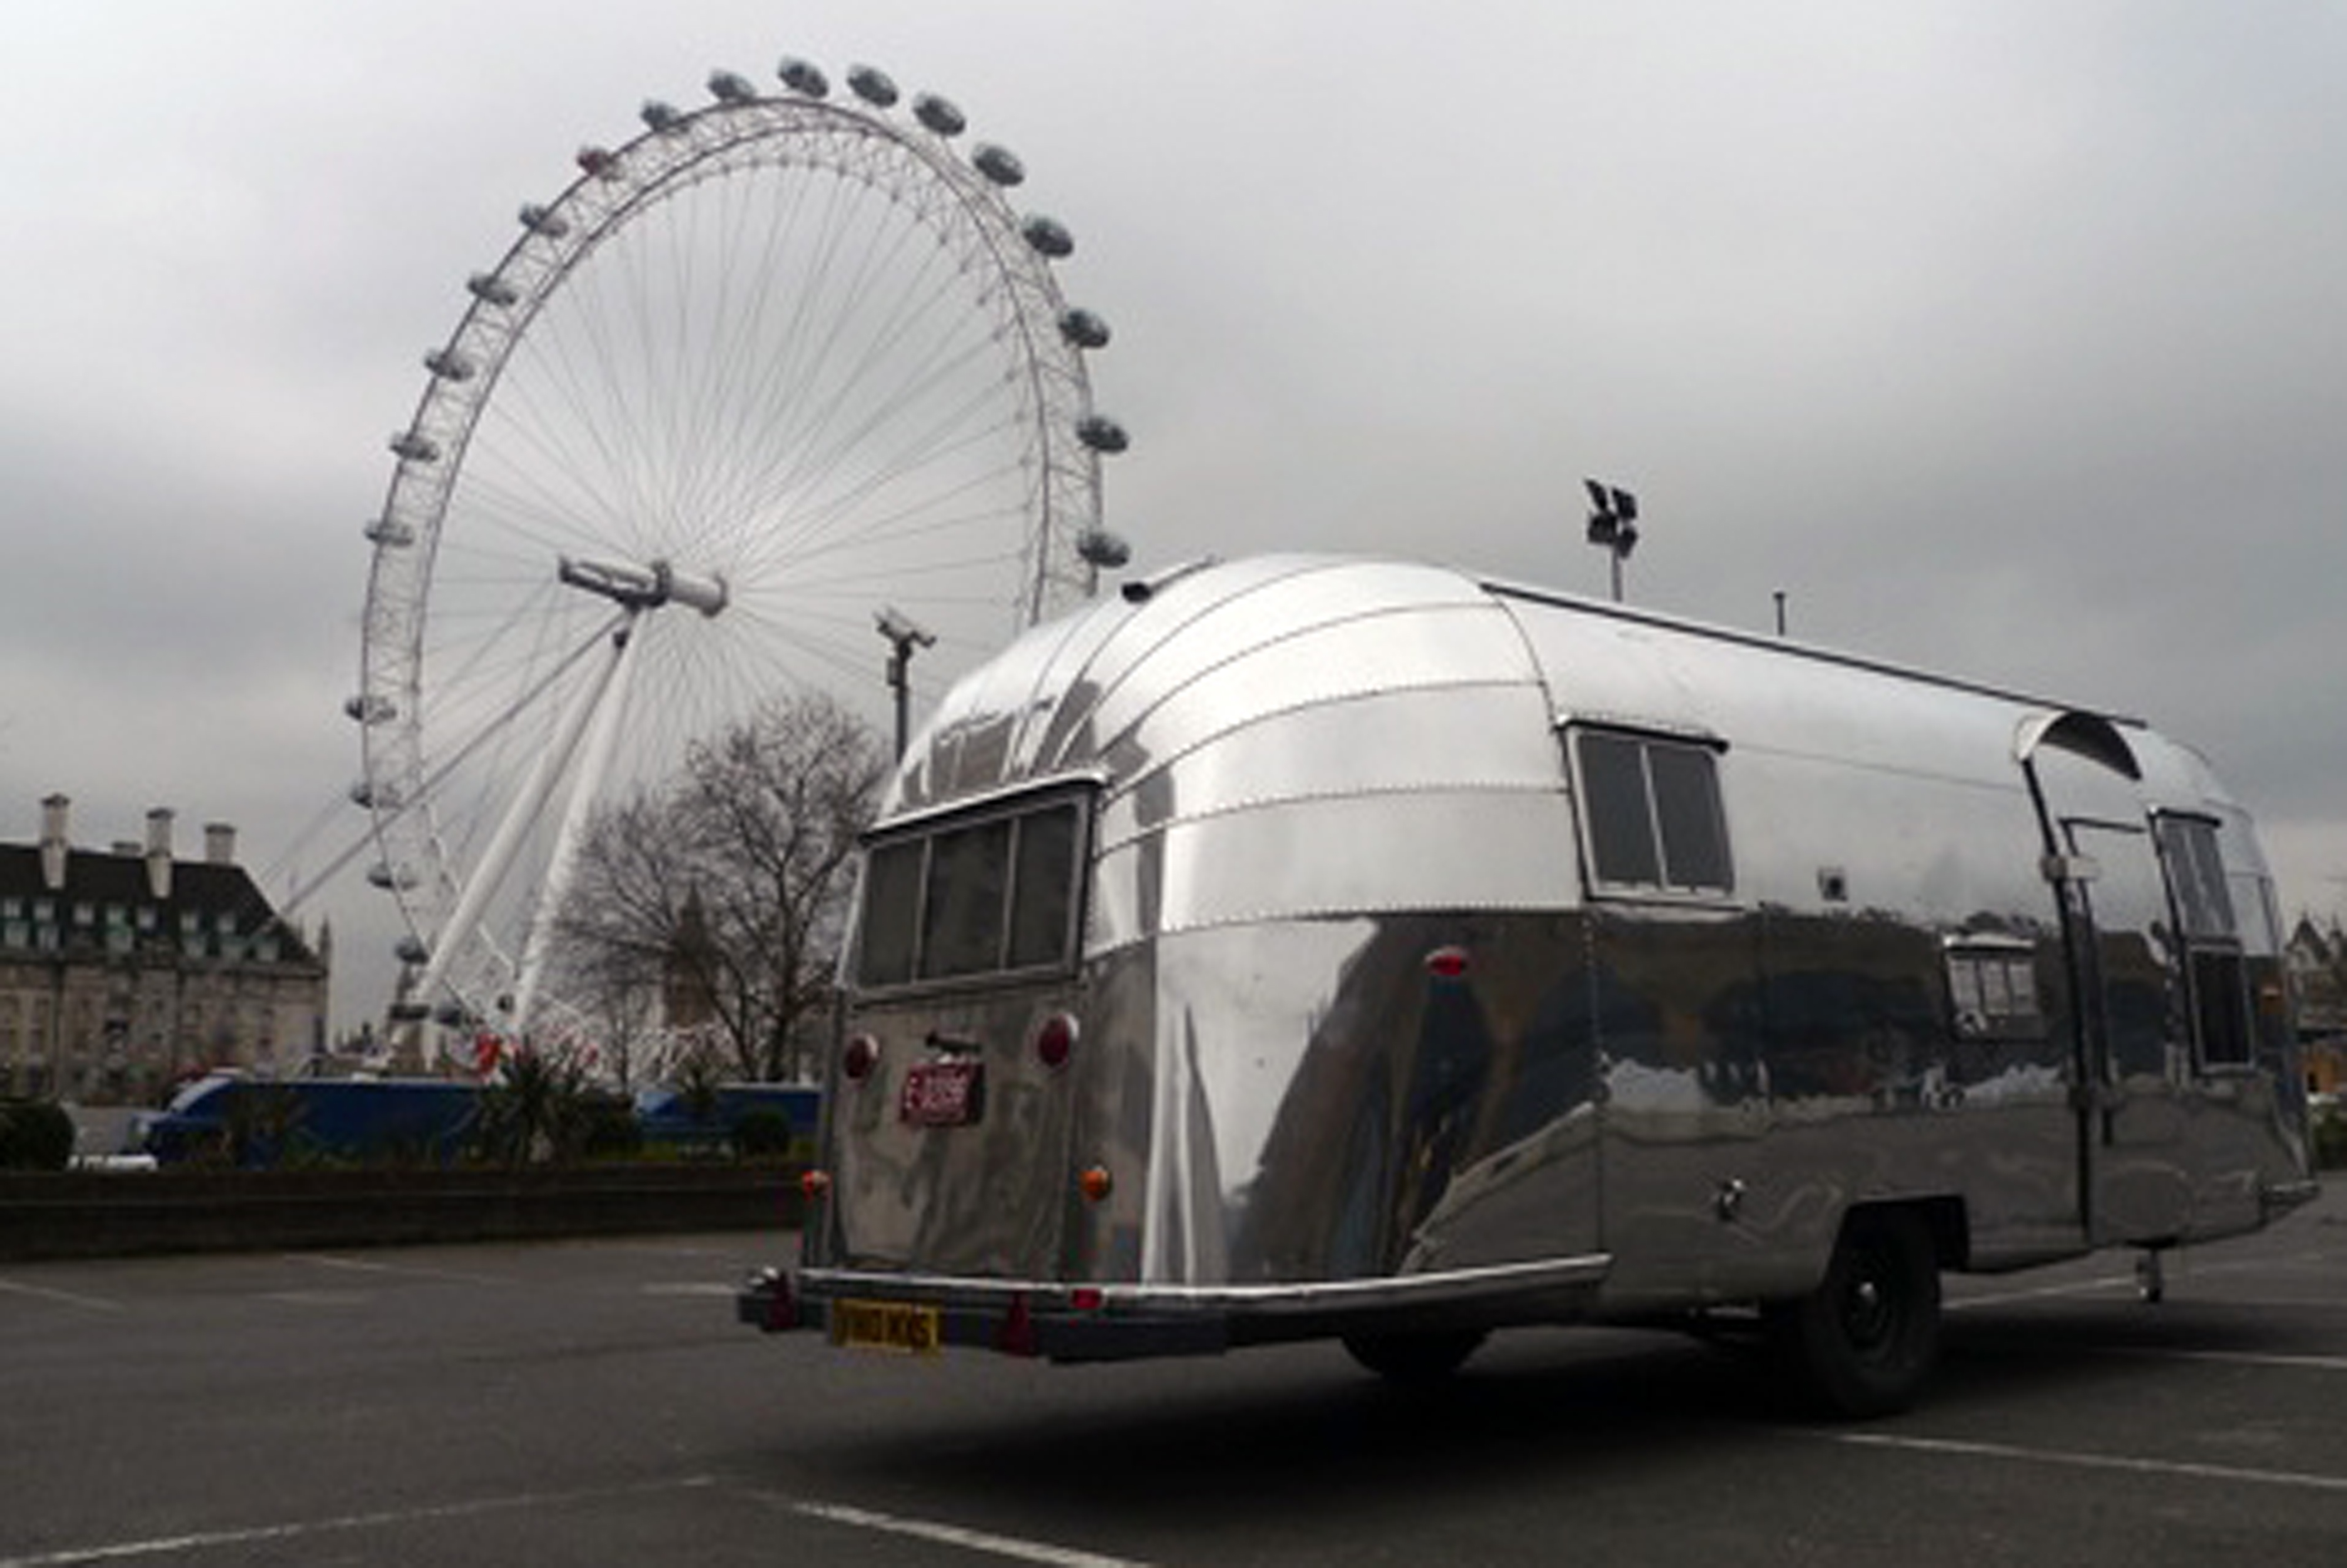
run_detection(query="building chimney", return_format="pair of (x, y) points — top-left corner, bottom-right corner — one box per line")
(205, 822), (236, 867)
(146, 807), (175, 901)
(39, 794), (69, 892)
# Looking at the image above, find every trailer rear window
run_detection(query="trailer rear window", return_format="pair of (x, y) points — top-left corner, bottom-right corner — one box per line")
(1572, 729), (1733, 896)
(854, 793), (1086, 990)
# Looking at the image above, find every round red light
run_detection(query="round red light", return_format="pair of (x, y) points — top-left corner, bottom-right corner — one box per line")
(1035, 1012), (1078, 1071)
(842, 1034), (880, 1082)
(800, 1168), (832, 1200)
(1078, 1164), (1114, 1203)
(1425, 945), (1471, 979)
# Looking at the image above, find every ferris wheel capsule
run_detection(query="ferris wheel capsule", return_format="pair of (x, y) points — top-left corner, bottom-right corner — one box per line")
(971, 143), (1025, 187)
(640, 100), (684, 133)
(1059, 308), (1111, 350)
(845, 64), (898, 107)
(777, 57), (829, 98)
(708, 69), (758, 105)
(518, 203), (570, 239)
(1076, 414), (1130, 454)
(913, 93), (966, 137)
(1022, 215), (1074, 258)
(1078, 527), (1132, 570)
(466, 273), (519, 307)
(423, 348), (474, 382)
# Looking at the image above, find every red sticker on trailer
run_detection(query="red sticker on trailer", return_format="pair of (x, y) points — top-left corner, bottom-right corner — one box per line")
(899, 1059), (984, 1127)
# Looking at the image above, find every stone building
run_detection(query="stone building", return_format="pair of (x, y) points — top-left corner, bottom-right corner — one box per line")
(0, 795), (330, 1104)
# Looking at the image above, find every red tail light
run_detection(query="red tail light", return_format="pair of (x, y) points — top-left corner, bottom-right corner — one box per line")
(842, 1033), (880, 1082)
(1425, 945), (1471, 979)
(1035, 1012), (1079, 1071)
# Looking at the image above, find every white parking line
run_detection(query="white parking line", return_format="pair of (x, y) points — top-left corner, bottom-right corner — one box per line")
(1818, 1430), (2347, 1493)
(1947, 1274), (2139, 1310)
(640, 1282), (737, 1297)
(788, 1499), (1158, 1568)
(0, 1476), (718, 1568)
(2104, 1346), (2347, 1375)
(297, 1253), (507, 1286)
(0, 1278), (124, 1313)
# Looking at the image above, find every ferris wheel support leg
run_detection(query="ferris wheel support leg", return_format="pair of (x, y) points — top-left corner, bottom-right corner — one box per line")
(510, 611), (649, 1038)
(411, 615), (633, 1043)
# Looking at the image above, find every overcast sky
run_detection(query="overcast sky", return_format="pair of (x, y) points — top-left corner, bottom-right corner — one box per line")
(3, 1), (2342, 1033)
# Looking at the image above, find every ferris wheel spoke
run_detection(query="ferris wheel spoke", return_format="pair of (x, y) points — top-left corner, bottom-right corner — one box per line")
(747, 349), (1025, 575)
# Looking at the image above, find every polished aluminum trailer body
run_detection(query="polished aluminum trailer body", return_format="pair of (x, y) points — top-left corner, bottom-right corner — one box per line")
(754, 554), (2315, 1388)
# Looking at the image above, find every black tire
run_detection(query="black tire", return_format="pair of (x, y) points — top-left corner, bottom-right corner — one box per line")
(1343, 1328), (1487, 1385)
(1766, 1207), (1941, 1419)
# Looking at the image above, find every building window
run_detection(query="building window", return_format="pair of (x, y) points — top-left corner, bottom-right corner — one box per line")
(1570, 728), (1734, 896)
(1945, 938), (2047, 1040)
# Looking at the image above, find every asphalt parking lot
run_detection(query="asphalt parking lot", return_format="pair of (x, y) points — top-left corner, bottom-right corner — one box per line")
(2, 1186), (2343, 1567)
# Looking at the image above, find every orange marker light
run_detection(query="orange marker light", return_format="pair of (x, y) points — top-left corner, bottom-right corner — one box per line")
(1078, 1164), (1114, 1203)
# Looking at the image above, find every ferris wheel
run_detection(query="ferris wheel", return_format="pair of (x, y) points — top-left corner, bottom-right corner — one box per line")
(349, 55), (1130, 1057)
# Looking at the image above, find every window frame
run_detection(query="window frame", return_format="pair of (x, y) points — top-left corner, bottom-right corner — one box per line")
(850, 783), (1095, 996)
(1565, 723), (1736, 901)
(2153, 811), (2256, 1072)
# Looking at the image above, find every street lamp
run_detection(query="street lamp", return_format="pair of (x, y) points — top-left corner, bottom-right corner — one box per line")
(875, 606), (935, 760)
(1583, 479), (1639, 603)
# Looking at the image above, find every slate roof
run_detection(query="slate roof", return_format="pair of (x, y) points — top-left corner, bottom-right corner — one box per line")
(0, 842), (321, 968)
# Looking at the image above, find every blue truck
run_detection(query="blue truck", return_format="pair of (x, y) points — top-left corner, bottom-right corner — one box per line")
(138, 1074), (820, 1167)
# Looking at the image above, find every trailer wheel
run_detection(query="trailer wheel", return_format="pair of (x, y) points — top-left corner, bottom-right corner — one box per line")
(1343, 1329), (1487, 1384)
(1767, 1207), (1941, 1418)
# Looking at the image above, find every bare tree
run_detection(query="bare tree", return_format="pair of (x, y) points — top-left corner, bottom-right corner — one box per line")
(553, 691), (887, 1082)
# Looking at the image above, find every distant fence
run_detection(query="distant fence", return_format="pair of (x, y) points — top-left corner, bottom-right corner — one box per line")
(0, 1165), (805, 1262)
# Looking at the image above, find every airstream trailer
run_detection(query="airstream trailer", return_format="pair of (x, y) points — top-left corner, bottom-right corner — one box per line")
(740, 554), (2316, 1414)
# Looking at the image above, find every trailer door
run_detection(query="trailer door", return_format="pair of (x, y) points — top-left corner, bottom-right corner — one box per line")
(2017, 714), (2191, 1245)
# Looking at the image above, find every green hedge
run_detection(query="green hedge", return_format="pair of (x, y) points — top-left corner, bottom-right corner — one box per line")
(2315, 1105), (2347, 1171)
(0, 1099), (75, 1171)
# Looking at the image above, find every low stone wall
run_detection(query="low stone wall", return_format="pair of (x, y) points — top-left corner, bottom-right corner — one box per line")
(0, 1165), (804, 1262)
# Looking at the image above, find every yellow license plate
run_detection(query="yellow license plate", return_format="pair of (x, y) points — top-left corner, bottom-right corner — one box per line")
(831, 1298), (943, 1355)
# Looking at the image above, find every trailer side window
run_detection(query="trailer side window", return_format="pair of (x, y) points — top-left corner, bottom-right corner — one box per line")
(2155, 815), (2252, 1068)
(1572, 729), (1732, 896)
(854, 793), (1088, 991)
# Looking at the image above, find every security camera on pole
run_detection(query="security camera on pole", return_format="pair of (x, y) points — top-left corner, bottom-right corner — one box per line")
(875, 607), (936, 760)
